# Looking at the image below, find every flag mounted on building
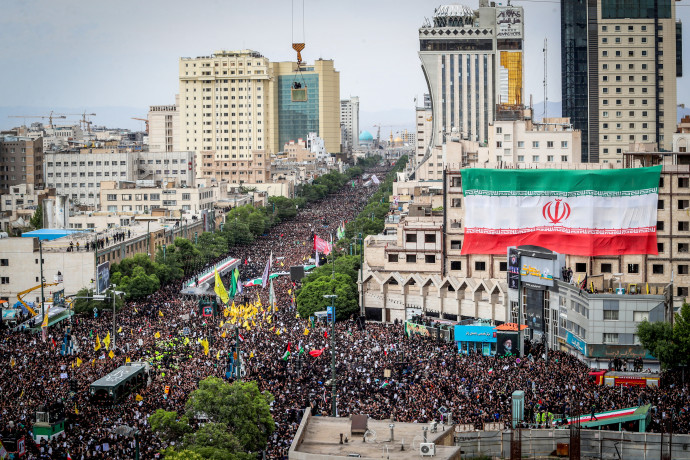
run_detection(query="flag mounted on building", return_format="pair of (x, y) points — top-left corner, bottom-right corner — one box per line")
(460, 166), (661, 256)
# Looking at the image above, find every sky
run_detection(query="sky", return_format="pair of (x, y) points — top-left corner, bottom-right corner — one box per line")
(1, 0), (690, 132)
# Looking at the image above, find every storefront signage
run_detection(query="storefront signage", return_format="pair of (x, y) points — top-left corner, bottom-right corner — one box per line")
(496, 7), (523, 38)
(566, 331), (587, 355)
(454, 325), (497, 343)
(587, 344), (655, 360)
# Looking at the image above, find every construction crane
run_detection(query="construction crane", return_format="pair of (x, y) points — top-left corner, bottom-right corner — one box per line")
(62, 112), (97, 133)
(131, 117), (149, 134)
(289, 0), (308, 102)
(16, 282), (59, 317)
(8, 111), (66, 128)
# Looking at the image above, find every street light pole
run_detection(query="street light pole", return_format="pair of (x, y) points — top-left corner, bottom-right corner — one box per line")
(324, 294), (337, 416)
(39, 240), (46, 321)
(112, 288), (116, 349)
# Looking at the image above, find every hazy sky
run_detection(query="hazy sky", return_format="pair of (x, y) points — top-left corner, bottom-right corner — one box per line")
(2, 0), (690, 126)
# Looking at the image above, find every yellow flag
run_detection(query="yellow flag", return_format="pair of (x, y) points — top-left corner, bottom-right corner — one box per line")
(135, 394), (143, 401)
(250, 351), (254, 358)
(103, 332), (111, 350)
(214, 268), (230, 304)
(280, 261), (284, 267)
(10, 357), (15, 367)
(224, 308), (230, 317)
(159, 310), (164, 317)
(252, 320), (256, 327)
(276, 329), (282, 335)
(288, 289), (292, 295)
(76, 357), (83, 368)
(154, 332), (161, 339)
(646, 283), (650, 294)
(243, 320), (250, 329)
(41, 306), (50, 328)
(183, 337), (190, 345)
(94, 334), (101, 351)
(216, 350), (220, 359)
(296, 312), (300, 319)
(304, 328), (310, 335)
(108, 350), (115, 359)
(117, 326), (123, 333)
(256, 294), (262, 307)
(74, 403), (79, 415)
(267, 315), (272, 324)
(19, 389), (24, 399)
(134, 306), (138, 313)
(222, 331), (227, 338)
(201, 339), (209, 356)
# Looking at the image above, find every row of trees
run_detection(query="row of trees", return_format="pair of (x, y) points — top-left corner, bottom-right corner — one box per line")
(102, 160), (379, 302)
(296, 156), (408, 321)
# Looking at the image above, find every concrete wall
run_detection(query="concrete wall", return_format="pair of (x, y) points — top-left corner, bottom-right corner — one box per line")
(453, 429), (690, 460)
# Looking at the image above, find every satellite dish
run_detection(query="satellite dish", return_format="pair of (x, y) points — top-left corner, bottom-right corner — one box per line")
(364, 429), (377, 443)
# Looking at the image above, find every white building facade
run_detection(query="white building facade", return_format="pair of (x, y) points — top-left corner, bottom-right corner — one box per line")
(340, 96), (360, 152)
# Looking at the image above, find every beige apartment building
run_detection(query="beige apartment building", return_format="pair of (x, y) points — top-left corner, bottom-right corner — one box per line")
(99, 181), (224, 214)
(267, 59), (341, 155)
(0, 135), (43, 194)
(199, 150), (270, 185)
(148, 97), (180, 153)
(179, 50), (271, 177)
(362, 158), (690, 324)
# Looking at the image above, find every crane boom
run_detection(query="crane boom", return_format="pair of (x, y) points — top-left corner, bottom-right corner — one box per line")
(17, 282), (59, 316)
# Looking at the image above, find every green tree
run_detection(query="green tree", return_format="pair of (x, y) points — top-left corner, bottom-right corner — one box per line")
(71, 288), (125, 315)
(149, 409), (192, 443)
(183, 423), (254, 460)
(184, 378), (275, 452)
(246, 211), (267, 237)
(30, 205), (43, 229)
(163, 449), (204, 460)
(637, 320), (677, 369)
(297, 273), (358, 321)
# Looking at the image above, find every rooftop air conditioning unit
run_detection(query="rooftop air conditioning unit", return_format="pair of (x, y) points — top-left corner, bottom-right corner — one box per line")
(420, 443), (435, 456)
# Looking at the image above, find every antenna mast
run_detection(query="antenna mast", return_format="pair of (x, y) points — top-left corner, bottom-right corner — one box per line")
(543, 38), (548, 119)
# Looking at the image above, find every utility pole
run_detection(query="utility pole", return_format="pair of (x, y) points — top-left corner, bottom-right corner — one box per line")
(359, 232), (364, 316)
(112, 289), (117, 349)
(516, 252), (523, 358)
(147, 221), (151, 258)
(324, 294), (337, 416)
(235, 326), (241, 380)
(39, 240), (46, 321)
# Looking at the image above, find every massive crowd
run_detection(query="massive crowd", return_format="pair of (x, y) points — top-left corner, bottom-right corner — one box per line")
(1, 164), (689, 459)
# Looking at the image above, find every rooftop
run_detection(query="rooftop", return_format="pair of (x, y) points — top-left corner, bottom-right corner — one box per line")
(290, 410), (461, 459)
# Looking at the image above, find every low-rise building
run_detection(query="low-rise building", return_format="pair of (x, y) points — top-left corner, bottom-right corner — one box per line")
(200, 151), (270, 185)
(99, 180), (225, 215)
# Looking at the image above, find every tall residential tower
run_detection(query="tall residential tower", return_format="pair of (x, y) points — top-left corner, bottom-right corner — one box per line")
(561, 0), (682, 163)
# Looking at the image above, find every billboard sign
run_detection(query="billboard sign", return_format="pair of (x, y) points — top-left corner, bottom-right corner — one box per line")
(520, 255), (556, 287)
(496, 332), (519, 357)
(52, 289), (65, 308)
(508, 248), (519, 290)
(96, 261), (110, 294)
(496, 7), (523, 39)
(404, 321), (431, 338)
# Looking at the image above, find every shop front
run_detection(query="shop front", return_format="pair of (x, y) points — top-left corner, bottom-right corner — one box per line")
(454, 324), (496, 356)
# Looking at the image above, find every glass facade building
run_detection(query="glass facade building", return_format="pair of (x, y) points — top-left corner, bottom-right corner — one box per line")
(277, 74), (319, 149)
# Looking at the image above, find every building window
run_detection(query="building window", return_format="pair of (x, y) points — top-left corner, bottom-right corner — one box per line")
(425, 234), (436, 243)
(679, 243), (689, 253)
(474, 261), (486, 271)
(451, 198), (462, 207)
(499, 261), (507, 271)
(658, 243), (664, 253)
(450, 240), (462, 250)
(652, 264), (664, 274)
(450, 261), (462, 270)
(603, 310), (619, 321)
(0, 277), (8, 284)
(388, 254), (398, 263)
(575, 263), (586, 272)
(603, 333), (619, 344)
(405, 234), (417, 243)
(657, 221), (665, 231)
(0, 259), (7, 266)
(406, 254), (416, 263)
(678, 287), (689, 297)
(627, 264), (639, 274)
(679, 265), (689, 275)
(532, 141), (539, 148)
(679, 178), (689, 188)
(658, 200), (664, 209)
(425, 255), (435, 264)
(600, 263), (612, 273)
(679, 222), (689, 232)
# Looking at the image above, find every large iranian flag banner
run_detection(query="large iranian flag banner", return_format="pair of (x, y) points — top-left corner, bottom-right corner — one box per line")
(461, 166), (661, 256)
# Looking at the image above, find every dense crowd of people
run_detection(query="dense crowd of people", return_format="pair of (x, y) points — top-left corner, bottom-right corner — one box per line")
(1, 163), (689, 459)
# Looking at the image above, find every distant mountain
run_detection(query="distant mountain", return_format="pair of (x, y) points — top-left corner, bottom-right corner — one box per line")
(0, 106), (148, 132)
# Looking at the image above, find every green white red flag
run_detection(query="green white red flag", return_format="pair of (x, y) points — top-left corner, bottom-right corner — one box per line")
(460, 166), (661, 256)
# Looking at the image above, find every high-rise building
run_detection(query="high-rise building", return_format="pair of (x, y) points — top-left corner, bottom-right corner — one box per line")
(340, 96), (360, 152)
(0, 135), (43, 194)
(178, 50), (271, 176)
(419, 2), (524, 147)
(148, 96), (180, 153)
(561, 0), (682, 163)
(267, 59), (341, 155)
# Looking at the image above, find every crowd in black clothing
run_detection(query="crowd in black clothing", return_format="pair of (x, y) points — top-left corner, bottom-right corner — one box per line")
(67, 231), (131, 253)
(1, 165), (690, 460)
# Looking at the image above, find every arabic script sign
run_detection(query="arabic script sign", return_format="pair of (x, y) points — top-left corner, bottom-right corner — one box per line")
(496, 7), (523, 39)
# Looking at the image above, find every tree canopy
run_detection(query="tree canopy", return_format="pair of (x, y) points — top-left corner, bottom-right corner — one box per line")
(637, 302), (690, 369)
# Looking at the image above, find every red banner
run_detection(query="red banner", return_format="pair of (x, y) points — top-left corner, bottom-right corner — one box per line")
(314, 235), (332, 255)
